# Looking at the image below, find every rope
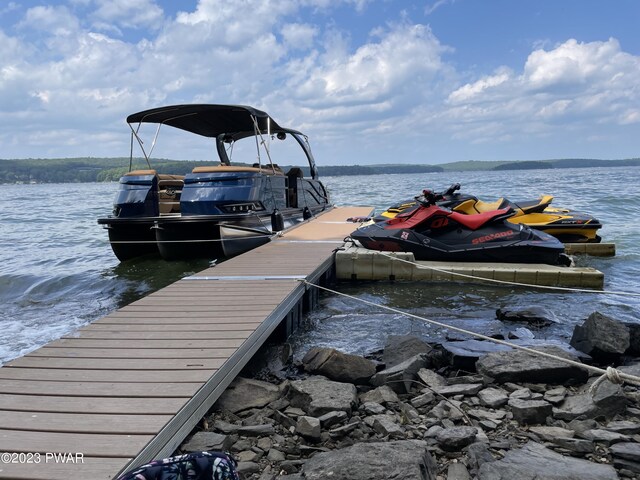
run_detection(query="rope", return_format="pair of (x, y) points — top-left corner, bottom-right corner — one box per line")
(298, 279), (640, 391)
(379, 252), (640, 297)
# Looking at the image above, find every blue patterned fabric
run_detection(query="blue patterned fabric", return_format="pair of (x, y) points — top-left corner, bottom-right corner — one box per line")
(117, 451), (240, 480)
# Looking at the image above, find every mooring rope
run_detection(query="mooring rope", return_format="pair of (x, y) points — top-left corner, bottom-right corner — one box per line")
(378, 252), (640, 297)
(299, 279), (640, 390)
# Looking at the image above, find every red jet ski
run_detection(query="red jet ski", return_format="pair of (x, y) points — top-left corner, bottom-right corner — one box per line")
(350, 190), (571, 265)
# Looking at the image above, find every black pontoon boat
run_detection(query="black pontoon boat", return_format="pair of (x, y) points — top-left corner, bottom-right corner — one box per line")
(98, 104), (332, 261)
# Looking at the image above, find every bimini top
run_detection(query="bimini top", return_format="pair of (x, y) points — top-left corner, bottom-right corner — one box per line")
(127, 104), (293, 140)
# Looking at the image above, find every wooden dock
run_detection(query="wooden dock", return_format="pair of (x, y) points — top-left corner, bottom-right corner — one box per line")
(0, 207), (372, 480)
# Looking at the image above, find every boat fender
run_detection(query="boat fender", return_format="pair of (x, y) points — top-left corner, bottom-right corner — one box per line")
(303, 206), (312, 220)
(271, 209), (285, 232)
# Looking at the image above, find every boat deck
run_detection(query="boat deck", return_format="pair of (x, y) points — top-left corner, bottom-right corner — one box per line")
(0, 206), (372, 480)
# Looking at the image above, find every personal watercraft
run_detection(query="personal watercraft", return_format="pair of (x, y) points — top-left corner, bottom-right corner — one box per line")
(372, 184), (602, 244)
(350, 190), (571, 265)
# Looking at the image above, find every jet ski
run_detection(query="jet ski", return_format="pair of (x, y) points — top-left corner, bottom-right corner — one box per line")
(372, 184), (602, 243)
(350, 189), (571, 265)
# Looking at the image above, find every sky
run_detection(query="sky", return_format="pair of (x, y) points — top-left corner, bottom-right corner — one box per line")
(1, 0), (639, 165)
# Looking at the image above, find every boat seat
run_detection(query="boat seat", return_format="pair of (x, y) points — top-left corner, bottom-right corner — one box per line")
(449, 207), (513, 230)
(192, 165), (284, 175)
(158, 176), (184, 215)
(125, 169), (157, 176)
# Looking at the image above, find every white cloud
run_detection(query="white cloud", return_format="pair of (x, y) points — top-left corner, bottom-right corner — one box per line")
(89, 0), (164, 32)
(281, 23), (317, 50)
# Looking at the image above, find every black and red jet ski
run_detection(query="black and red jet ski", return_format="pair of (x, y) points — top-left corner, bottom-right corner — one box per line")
(350, 190), (570, 265)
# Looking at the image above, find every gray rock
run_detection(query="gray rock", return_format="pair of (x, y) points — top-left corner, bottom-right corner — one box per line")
(287, 376), (357, 416)
(578, 428), (631, 444)
(476, 346), (588, 384)
(298, 440), (437, 480)
(370, 354), (427, 393)
(624, 322), (640, 355)
(317, 410), (348, 429)
(436, 426), (478, 451)
(358, 385), (399, 405)
(367, 414), (404, 438)
(605, 420), (640, 435)
(465, 442), (495, 473)
(447, 462), (471, 480)
(296, 416), (321, 441)
(215, 377), (280, 414)
(272, 410), (296, 429)
(433, 383), (483, 397)
(550, 437), (595, 454)
(528, 426), (575, 442)
(610, 442), (640, 462)
(478, 441), (618, 479)
(612, 457), (640, 474)
(478, 387), (508, 408)
(236, 424), (275, 436)
(508, 398), (552, 425)
(361, 401), (386, 415)
(237, 462), (261, 475)
(236, 449), (262, 462)
(417, 368), (447, 388)
(302, 347), (376, 384)
(496, 306), (557, 327)
(543, 386), (567, 404)
(570, 311), (630, 358)
(266, 449), (286, 461)
(383, 335), (432, 368)
(181, 431), (232, 452)
(591, 379), (627, 417)
(553, 394), (599, 421)
(411, 391), (435, 408)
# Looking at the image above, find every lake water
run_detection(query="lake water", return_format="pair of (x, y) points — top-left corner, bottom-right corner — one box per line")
(1, 167), (639, 364)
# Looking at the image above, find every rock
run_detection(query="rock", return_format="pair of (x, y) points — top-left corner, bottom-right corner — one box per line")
(432, 383), (483, 397)
(447, 374), (484, 385)
(215, 377), (280, 414)
(465, 442), (495, 473)
(476, 346), (588, 384)
(447, 462), (471, 480)
(361, 401), (386, 415)
(383, 335), (432, 368)
(478, 387), (508, 408)
(478, 441), (618, 479)
(358, 385), (399, 405)
(436, 426), (478, 451)
(317, 410), (348, 429)
(578, 428), (631, 444)
(417, 368), (447, 388)
(367, 414), (404, 438)
(605, 420), (640, 435)
(508, 398), (552, 425)
(553, 394), (599, 421)
(411, 391), (435, 408)
(612, 457), (640, 474)
(296, 416), (321, 441)
(570, 311), (630, 360)
(370, 354), (428, 393)
(302, 347), (376, 384)
(543, 386), (567, 404)
(591, 379), (627, 417)
(287, 376), (357, 416)
(550, 437), (594, 454)
(610, 442), (640, 462)
(272, 410), (296, 429)
(298, 440), (437, 480)
(236, 424), (275, 436)
(181, 431), (232, 452)
(496, 306), (557, 327)
(237, 462), (261, 476)
(428, 400), (465, 421)
(266, 449), (286, 461)
(528, 426), (575, 442)
(624, 322), (640, 355)
(236, 450), (262, 462)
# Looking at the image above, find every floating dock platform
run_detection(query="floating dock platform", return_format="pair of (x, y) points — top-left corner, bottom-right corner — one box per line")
(335, 244), (604, 288)
(0, 207), (373, 480)
(564, 242), (615, 257)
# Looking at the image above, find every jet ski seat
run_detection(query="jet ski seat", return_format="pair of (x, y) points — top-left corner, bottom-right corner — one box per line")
(449, 207), (513, 230)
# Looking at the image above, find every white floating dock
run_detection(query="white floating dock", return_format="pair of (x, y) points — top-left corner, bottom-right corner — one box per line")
(335, 245), (604, 288)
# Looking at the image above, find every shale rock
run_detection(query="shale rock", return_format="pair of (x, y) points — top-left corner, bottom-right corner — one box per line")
(477, 441), (619, 479)
(496, 306), (557, 327)
(358, 385), (399, 405)
(508, 398), (553, 425)
(478, 387), (509, 408)
(298, 440), (437, 480)
(570, 311), (630, 360)
(436, 426), (478, 451)
(215, 377), (281, 414)
(476, 346), (588, 384)
(181, 431), (232, 452)
(287, 376), (357, 416)
(370, 354), (427, 393)
(382, 335), (432, 368)
(302, 347), (376, 384)
(610, 442), (640, 462)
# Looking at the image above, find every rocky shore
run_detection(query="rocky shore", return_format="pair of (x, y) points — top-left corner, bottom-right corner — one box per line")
(176, 308), (640, 479)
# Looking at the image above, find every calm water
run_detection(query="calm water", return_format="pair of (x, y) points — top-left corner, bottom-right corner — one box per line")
(1, 167), (639, 364)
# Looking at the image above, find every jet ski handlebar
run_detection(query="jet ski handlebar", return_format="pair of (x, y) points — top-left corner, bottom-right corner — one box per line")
(416, 189), (443, 206)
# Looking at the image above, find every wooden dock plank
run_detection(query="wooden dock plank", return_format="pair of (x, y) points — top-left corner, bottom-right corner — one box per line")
(62, 331), (253, 340)
(42, 339), (247, 349)
(0, 394), (187, 414)
(6, 357), (224, 370)
(29, 347), (238, 359)
(0, 379), (202, 397)
(0, 429), (152, 457)
(0, 457), (131, 480)
(0, 368), (213, 383)
(0, 411), (171, 434)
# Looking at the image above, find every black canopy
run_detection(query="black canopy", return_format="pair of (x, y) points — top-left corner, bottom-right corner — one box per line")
(126, 104), (289, 138)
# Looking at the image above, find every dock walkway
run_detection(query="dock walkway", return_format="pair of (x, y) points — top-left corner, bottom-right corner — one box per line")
(0, 206), (371, 480)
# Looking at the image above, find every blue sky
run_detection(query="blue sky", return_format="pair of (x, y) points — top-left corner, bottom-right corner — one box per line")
(1, 0), (638, 164)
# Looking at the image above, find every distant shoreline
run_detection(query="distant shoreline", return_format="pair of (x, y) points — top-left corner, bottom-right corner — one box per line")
(1, 157), (639, 184)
